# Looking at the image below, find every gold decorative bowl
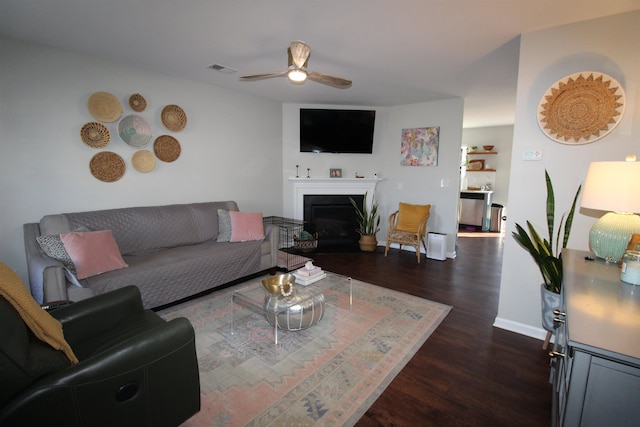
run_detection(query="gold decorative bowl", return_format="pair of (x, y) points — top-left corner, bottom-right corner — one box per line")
(482, 145), (494, 151)
(261, 274), (295, 294)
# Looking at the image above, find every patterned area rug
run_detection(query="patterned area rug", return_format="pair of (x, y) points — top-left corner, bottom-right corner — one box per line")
(160, 273), (451, 426)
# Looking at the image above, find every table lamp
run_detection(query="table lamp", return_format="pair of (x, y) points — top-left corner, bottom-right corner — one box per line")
(580, 159), (640, 262)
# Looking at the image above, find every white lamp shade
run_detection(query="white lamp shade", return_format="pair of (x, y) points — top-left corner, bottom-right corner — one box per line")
(581, 161), (640, 214)
(581, 161), (640, 262)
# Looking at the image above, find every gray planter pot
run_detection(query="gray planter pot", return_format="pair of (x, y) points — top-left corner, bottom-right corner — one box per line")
(541, 284), (561, 331)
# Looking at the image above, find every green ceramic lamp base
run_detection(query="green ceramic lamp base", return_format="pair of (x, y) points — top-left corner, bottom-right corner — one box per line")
(589, 212), (640, 262)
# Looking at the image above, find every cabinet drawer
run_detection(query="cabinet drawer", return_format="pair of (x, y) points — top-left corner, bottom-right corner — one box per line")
(580, 356), (640, 427)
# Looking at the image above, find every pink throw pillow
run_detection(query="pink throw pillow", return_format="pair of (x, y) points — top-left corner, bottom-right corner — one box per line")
(229, 211), (265, 242)
(60, 230), (128, 279)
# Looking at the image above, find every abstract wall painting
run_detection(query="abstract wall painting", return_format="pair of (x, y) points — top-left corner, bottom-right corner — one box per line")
(401, 126), (440, 167)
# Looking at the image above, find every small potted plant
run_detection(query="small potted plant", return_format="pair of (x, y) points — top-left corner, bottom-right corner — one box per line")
(350, 191), (381, 252)
(512, 170), (581, 333)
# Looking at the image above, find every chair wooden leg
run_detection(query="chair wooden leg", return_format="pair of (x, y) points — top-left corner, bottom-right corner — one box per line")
(384, 241), (390, 257)
(542, 330), (552, 350)
(416, 245), (421, 263)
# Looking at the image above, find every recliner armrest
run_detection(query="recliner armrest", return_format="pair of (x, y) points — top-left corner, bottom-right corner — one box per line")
(49, 317), (195, 382)
(0, 317), (200, 427)
(51, 286), (144, 342)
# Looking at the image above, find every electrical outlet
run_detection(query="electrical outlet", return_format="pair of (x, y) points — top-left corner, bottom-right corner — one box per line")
(441, 179), (450, 187)
(522, 149), (542, 161)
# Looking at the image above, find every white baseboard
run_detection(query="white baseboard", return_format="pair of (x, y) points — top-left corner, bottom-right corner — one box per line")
(493, 317), (552, 343)
(381, 241), (455, 259)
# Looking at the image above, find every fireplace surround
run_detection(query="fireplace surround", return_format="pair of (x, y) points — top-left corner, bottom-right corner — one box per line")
(289, 177), (381, 251)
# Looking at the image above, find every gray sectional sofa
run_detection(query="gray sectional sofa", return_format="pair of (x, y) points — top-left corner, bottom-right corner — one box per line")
(23, 201), (279, 308)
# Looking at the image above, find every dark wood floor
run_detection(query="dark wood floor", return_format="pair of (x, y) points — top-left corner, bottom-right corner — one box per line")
(312, 235), (551, 427)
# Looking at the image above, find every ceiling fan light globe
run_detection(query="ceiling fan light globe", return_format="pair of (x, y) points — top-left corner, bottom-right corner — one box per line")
(288, 69), (307, 82)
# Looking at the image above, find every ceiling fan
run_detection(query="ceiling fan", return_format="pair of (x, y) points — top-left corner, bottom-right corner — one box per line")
(239, 41), (352, 89)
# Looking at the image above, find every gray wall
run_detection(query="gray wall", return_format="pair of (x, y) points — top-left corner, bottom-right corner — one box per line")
(0, 36), (283, 282)
(461, 125), (514, 208)
(496, 10), (640, 338)
(282, 99), (465, 257)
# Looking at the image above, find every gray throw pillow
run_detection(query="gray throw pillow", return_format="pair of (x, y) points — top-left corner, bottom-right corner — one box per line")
(217, 209), (232, 242)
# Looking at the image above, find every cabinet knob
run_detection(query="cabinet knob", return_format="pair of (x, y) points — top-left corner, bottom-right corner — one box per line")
(549, 350), (565, 358)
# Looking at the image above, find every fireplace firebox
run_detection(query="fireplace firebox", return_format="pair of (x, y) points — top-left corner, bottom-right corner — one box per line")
(304, 194), (364, 252)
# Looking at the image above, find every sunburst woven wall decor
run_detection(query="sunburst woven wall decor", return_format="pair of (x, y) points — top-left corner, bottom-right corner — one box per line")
(537, 71), (625, 145)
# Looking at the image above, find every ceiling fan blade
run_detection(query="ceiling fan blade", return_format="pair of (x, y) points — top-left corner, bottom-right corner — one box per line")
(307, 71), (352, 88)
(289, 41), (311, 69)
(239, 71), (288, 81)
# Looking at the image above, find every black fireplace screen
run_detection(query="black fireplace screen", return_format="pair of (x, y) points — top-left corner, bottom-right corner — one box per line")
(304, 194), (364, 251)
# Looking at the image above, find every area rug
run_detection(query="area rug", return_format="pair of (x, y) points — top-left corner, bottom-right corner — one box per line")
(160, 273), (451, 427)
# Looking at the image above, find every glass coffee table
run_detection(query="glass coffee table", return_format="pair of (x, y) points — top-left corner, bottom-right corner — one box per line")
(231, 272), (352, 344)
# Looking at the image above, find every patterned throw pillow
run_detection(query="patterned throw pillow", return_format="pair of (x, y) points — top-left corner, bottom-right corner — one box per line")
(217, 209), (232, 242)
(36, 234), (77, 273)
(36, 226), (91, 274)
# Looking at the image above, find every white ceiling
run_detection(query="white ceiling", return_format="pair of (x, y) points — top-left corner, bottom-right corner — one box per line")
(2, 0), (640, 128)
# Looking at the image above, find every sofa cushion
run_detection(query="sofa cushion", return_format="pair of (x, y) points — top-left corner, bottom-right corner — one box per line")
(83, 240), (263, 308)
(40, 214), (71, 236)
(230, 212), (265, 242)
(63, 201), (238, 256)
(60, 230), (128, 279)
(396, 203), (431, 232)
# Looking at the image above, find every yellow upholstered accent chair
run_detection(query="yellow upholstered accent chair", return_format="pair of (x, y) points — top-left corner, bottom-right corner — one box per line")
(385, 202), (431, 263)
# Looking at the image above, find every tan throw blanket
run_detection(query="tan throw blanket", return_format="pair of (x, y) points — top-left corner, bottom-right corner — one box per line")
(0, 263), (78, 364)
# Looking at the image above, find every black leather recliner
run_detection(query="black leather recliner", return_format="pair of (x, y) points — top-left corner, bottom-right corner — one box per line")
(0, 285), (200, 426)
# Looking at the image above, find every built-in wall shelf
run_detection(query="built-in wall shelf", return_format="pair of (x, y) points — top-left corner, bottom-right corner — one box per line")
(467, 169), (496, 173)
(468, 151), (497, 155)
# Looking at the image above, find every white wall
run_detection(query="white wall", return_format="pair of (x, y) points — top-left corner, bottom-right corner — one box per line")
(282, 99), (464, 255)
(496, 11), (640, 338)
(0, 36), (283, 283)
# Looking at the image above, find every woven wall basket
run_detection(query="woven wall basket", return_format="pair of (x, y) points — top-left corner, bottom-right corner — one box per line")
(154, 135), (181, 162)
(538, 71), (625, 145)
(80, 122), (110, 148)
(128, 93), (147, 112)
(87, 92), (122, 123)
(132, 149), (156, 173)
(118, 114), (153, 148)
(161, 104), (187, 132)
(89, 151), (125, 182)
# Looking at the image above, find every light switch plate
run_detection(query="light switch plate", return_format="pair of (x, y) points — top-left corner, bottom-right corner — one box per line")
(522, 149), (542, 161)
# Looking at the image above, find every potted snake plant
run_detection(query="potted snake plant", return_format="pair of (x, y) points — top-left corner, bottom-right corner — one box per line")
(350, 191), (381, 252)
(512, 170), (581, 332)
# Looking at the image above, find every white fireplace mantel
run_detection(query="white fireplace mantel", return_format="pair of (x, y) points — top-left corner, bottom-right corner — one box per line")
(289, 177), (382, 220)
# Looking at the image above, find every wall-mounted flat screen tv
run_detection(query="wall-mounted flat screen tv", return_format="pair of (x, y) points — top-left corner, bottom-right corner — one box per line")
(300, 108), (376, 153)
